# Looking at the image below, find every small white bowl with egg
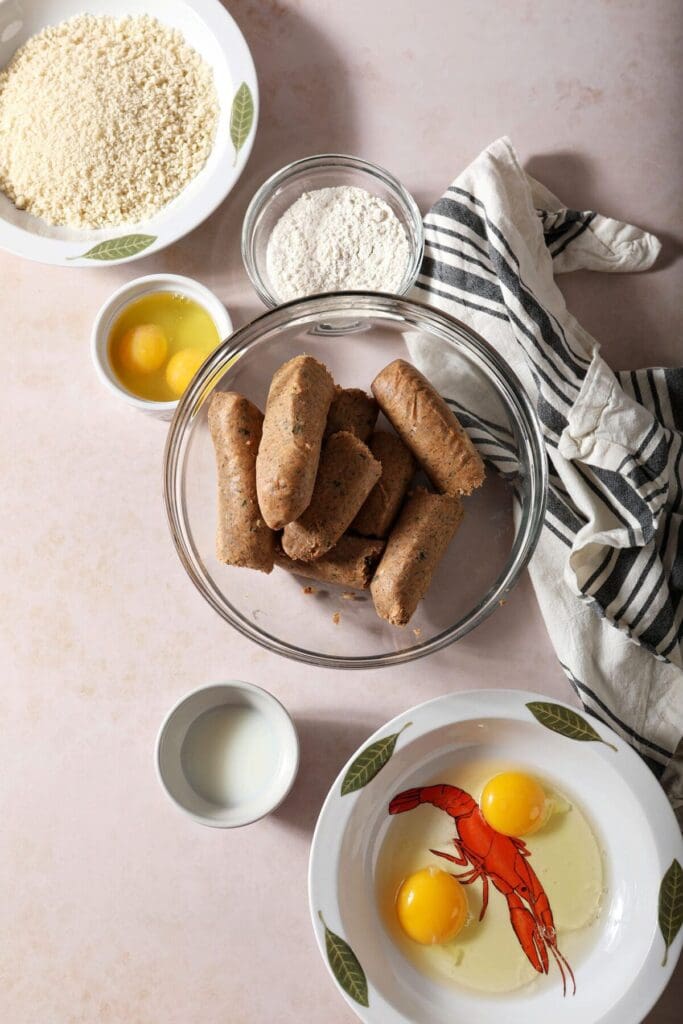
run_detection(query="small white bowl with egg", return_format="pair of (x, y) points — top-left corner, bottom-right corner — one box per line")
(156, 680), (299, 828)
(91, 273), (232, 420)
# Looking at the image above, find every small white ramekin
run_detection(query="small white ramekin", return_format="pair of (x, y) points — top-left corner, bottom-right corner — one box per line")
(90, 274), (233, 420)
(155, 681), (299, 828)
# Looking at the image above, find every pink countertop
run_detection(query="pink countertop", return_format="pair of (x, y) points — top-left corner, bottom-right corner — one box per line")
(1, 1), (681, 1021)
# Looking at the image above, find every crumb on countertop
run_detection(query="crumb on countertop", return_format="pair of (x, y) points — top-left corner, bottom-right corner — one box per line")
(303, 585), (317, 595)
(332, 611), (341, 625)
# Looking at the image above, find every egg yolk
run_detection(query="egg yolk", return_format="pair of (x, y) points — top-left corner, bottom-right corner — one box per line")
(480, 771), (547, 837)
(118, 323), (168, 374)
(396, 866), (468, 945)
(165, 348), (205, 397)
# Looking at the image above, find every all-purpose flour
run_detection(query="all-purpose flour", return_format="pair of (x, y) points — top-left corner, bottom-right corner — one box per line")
(266, 186), (411, 301)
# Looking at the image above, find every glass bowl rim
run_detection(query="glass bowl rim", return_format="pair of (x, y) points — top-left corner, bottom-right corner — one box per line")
(240, 153), (425, 308)
(163, 291), (548, 669)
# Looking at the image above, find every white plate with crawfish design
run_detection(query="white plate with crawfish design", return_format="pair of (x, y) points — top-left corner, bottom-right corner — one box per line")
(0, 0), (257, 266)
(308, 689), (683, 1024)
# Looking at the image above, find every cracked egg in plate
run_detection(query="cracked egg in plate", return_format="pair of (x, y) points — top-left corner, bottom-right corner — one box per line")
(309, 690), (683, 1024)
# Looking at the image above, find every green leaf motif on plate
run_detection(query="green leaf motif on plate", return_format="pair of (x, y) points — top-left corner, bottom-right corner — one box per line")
(340, 721), (412, 796)
(659, 858), (683, 966)
(67, 234), (156, 261)
(526, 701), (617, 751)
(318, 912), (368, 1007)
(230, 82), (254, 165)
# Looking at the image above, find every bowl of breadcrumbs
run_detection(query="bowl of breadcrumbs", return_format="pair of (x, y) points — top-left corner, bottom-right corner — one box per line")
(0, 0), (258, 266)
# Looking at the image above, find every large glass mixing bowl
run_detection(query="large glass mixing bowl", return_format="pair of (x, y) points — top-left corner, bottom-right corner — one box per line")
(163, 293), (547, 668)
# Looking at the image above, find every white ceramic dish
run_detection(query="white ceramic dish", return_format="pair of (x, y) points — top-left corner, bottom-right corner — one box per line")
(91, 273), (232, 419)
(156, 680), (299, 828)
(0, 0), (257, 266)
(309, 689), (683, 1024)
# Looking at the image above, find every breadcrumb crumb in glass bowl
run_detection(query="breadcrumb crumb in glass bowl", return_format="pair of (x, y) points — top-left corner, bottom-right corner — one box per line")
(163, 293), (546, 668)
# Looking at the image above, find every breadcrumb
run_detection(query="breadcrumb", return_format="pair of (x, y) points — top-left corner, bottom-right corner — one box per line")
(0, 14), (218, 227)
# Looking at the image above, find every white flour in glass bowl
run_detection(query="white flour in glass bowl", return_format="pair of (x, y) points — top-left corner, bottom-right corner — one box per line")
(266, 185), (410, 301)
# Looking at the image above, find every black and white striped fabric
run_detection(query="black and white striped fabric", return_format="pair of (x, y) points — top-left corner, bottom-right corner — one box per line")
(409, 137), (683, 807)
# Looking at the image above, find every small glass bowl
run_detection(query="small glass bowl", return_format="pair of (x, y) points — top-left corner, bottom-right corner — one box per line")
(163, 293), (547, 669)
(241, 154), (424, 308)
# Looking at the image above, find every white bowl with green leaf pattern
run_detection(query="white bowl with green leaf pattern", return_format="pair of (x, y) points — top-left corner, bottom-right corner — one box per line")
(309, 689), (683, 1024)
(0, 0), (257, 266)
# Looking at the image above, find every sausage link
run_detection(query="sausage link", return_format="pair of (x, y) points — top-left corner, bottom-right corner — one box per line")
(371, 359), (485, 496)
(371, 487), (463, 625)
(282, 431), (382, 561)
(352, 431), (416, 537)
(324, 386), (378, 442)
(256, 355), (335, 529)
(208, 392), (275, 573)
(274, 534), (385, 590)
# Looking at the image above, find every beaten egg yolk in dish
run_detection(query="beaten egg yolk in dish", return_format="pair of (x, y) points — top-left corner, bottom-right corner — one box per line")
(396, 866), (468, 945)
(480, 770), (548, 837)
(108, 291), (220, 402)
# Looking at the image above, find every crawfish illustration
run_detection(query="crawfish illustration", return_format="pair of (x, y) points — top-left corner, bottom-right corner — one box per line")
(389, 784), (576, 995)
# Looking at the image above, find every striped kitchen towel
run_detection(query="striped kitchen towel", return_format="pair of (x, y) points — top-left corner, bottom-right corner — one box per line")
(409, 136), (683, 810)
